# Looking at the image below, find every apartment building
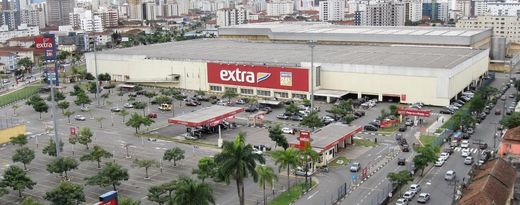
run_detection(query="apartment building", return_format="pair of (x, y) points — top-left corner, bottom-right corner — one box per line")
(95, 7), (118, 28)
(266, 0), (293, 16)
(406, 1), (422, 22)
(20, 8), (45, 28)
(365, 2), (405, 26)
(47, 0), (76, 26)
(457, 16), (520, 44)
(216, 8), (248, 27)
(319, 0), (345, 21)
(69, 8), (103, 32)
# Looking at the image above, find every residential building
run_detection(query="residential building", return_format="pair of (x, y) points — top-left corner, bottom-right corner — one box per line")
(92, 31), (112, 45)
(95, 7), (118, 28)
(248, 0), (266, 13)
(488, 2), (520, 16)
(0, 51), (17, 72)
(0, 47), (34, 62)
(69, 8), (103, 32)
(0, 24), (39, 43)
(164, 3), (179, 17)
(47, 0), (76, 26)
(319, 0), (345, 21)
(365, 2), (405, 26)
(57, 32), (88, 52)
(92, 0), (111, 11)
(406, 1), (422, 22)
(20, 8), (46, 28)
(177, 0), (190, 15)
(216, 8), (248, 27)
(295, 0), (315, 11)
(143, 2), (157, 20)
(6, 36), (37, 47)
(128, 3), (143, 20)
(0, 10), (21, 30)
(456, 0), (472, 17)
(266, 0), (294, 16)
(456, 16), (520, 44)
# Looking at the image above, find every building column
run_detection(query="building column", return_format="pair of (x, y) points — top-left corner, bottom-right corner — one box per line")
(378, 93), (383, 102)
(357, 92), (362, 99)
(326, 96), (331, 103)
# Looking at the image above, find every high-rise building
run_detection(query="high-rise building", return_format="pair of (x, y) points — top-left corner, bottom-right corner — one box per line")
(365, 2), (405, 26)
(0, 10), (21, 30)
(248, 0), (266, 13)
(92, 0), (111, 11)
(21, 8), (45, 28)
(69, 8), (103, 32)
(457, 16), (520, 44)
(406, 1), (422, 22)
(164, 3), (179, 16)
(266, 0), (293, 16)
(177, 0), (190, 15)
(216, 8), (248, 27)
(319, 0), (345, 21)
(128, 0), (143, 20)
(47, 0), (76, 26)
(295, 0), (315, 11)
(143, 2), (157, 20)
(95, 7), (118, 28)
(488, 2), (520, 16)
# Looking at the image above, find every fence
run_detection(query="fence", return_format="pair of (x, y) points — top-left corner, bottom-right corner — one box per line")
(431, 129), (453, 148)
(0, 118), (23, 130)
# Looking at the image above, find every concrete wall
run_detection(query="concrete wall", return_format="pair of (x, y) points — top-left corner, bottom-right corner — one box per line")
(0, 124), (26, 144)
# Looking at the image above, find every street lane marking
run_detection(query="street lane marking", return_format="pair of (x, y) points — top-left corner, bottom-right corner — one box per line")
(307, 190), (319, 200)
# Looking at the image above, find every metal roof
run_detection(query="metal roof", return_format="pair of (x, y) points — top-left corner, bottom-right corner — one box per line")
(219, 22), (492, 47)
(288, 123), (362, 153)
(167, 105), (244, 127)
(99, 39), (486, 69)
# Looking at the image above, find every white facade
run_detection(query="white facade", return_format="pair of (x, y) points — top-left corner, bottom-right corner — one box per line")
(266, 0), (294, 16)
(407, 1), (422, 22)
(456, 0), (472, 17)
(128, 3), (143, 20)
(164, 3), (179, 16)
(319, 0), (345, 21)
(177, 0), (190, 15)
(0, 24), (39, 43)
(438, 2), (449, 22)
(217, 8), (248, 27)
(248, 0), (267, 13)
(20, 8), (45, 28)
(457, 16), (520, 44)
(70, 8), (104, 32)
(145, 2), (157, 20)
(295, 0), (316, 11)
(365, 2), (405, 26)
(488, 2), (520, 16)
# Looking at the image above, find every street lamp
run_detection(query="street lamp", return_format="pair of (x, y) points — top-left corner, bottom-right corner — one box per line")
(90, 38), (100, 107)
(308, 40), (316, 111)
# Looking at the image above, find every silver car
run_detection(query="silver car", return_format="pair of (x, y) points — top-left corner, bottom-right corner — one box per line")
(74, 115), (86, 121)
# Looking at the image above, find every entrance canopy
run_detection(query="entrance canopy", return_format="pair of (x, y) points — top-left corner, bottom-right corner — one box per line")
(258, 100), (283, 106)
(168, 105), (244, 127)
(314, 89), (350, 98)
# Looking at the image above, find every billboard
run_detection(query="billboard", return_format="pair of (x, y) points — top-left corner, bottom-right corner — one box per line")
(207, 63), (309, 92)
(34, 34), (57, 61)
(397, 107), (431, 117)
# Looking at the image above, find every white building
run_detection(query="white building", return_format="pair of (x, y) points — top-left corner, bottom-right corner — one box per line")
(456, 0), (472, 17)
(164, 3), (179, 17)
(248, 0), (267, 13)
(488, 2), (520, 16)
(365, 2), (405, 26)
(319, 0), (345, 21)
(266, 0), (294, 16)
(217, 8), (248, 27)
(20, 8), (45, 28)
(0, 24), (39, 43)
(144, 2), (157, 20)
(457, 16), (520, 44)
(295, 0), (316, 11)
(438, 2), (449, 22)
(128, 3), (143, 20)
(70, 8), (104, 32)
(406, 1), (422, 22)
(178, 0), (190, 15)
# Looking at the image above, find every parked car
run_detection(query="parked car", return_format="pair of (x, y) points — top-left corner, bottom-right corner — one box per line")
(445, 170), (456, 181)
(261, 107), (272, 114)
(434, 158), (445, 167)
(444, 147), (454, 154)
(277, 114), (289, 120)
(403, 191), (415, 200)
(479, 143), (488, 150)
(396, 198), (409, 205)
(417, 193), (431, 203)
(80, 106), (90, 112)
(495, 109), (501, 115)
(111, 107), (121, 112)
(402, 144), (410, 152)
(405, 119), (414, 126)
(398, 157), (406, 165)
(147, 113), (157, 118)
(350, 162), (361, 172)
(74, 115), (86, 121)
(409, 184), (421, 194)
(464, 156), (474, 165)
(399, 124), (407, 132)
(440, 109), (454, 114)
(439, 152), (450, 161)
(461, 148), (471, 157)
(123, 103), (133, 108)
(290, 115), (304, 121)
(281, 127), (295, 134)
(245, 105), (259, 112)
(364, 125), (378, 131)
(461, 140), (469, 148)
(294, 167), (312, 176)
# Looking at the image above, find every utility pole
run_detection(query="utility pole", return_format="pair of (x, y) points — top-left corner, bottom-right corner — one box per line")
(93, 39), (100, 107)
(48, 60), (60, 157)
(308, 40), (316, 111)
(452, 176), (458, 205)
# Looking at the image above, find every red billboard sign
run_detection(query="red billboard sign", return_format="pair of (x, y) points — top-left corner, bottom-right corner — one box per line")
(34, 36), (54, 49)
(299, 130), (311, 150)
(380, 119), (399, 128)
(397, 107), (431, 117)
(207, 63), (309, 92)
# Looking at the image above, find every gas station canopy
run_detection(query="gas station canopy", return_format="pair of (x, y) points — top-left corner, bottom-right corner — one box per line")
(167, 105), (244, 127)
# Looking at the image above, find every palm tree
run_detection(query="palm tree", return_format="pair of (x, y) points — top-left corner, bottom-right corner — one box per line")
(271, 148), (300, 190)
(299, 147), (319, 191)
(173, 176), (215, 205)
(214, 132), (265, 205)
(256, 165), (278, 205)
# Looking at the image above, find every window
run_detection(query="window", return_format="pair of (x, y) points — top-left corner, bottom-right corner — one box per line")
(257, 90), (271, 97)
(240, 88), (254, 95)
(274, 92), (289, 98)
(210, 85), (222, 92)
(316, 66), (321, 87)
(225, 87), (237, 93)
(292, 93), (307, 99)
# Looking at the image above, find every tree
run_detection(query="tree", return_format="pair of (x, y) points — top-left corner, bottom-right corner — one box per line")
(126, 113), (154, 133)
(268, 125), (289, 150)
(271, 148), (300, 190)
(47, 91), (65, 101)
(46, 157), (79, 180)
(387, 170), (413, 196)
(133, 101), (147, 116)
(154, 95), (172, 105)
(173, 177), (215, 205)
(285, 103), (298, 115)
(57, 101), (70, 114)
(95, 116), (106, 128)
(74, 92), (91, 107)
(214, 132), (265, 205)
(101, 93), (109, 105)
(300, 111), (324, 130)
(98, 73), (111, 82)
(413, 145), (437, 176)
(501, 112), (520, 129)
(255, 165), (278, 205)
(56, 51), (71, 62)
(132, 159), (159, 179)
(25, 95), (43, 106)
(12, 104), (20, 116)
(10, 134), (27, 147)
(85, 72), (95, 80)
(85, 162), (129, 191)
(119, 196), (141, 205)
(70, 85), (85, 96)
(64, 110), (75, 123)
(163, 147), (185, 167)
(12, 147), (35, 171)
(32, 101), (48, 119)
(299, 147), (318, 191)
(119, 109), (130, 123)
(17, 57), (33, 73)
(44, 181), (85, 205)
(144, 91), (158, 104)
(20, 197), (43, 205)
(42, 139), (63, 157)
(0, 165), (36, 197)
(147, 185), (169, 205)
(469, 93), (486, 113)
(80, 145), (113, 168)
(76, 127), (93, 150)
(192, 156), (218, 183)
(389, 104), (398, 116)
(222, 89), (238, 101)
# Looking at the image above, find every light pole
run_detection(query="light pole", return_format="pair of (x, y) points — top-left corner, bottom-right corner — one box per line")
(308, 40), (316, 111)
(92, 38), (100, 107)
(47, 59), (60, 157)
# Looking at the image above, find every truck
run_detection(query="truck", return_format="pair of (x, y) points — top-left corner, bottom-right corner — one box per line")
(158, 103), (172, 111)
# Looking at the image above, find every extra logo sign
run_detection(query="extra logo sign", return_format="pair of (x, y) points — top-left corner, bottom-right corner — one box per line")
(219, 68), (271, 84)
(34, 36), (54, 49)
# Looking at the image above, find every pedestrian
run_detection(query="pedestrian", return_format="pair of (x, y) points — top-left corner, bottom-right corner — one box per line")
(375, 138), (378, 143)
(442, 118), (445, 123)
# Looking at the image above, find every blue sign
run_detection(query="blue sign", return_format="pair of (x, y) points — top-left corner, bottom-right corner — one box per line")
(98, 191), (118, 205)
(44, 67), (59, 86)
(352, 173), (358, 182)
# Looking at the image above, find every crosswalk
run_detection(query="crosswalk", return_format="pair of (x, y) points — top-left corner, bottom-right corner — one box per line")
(453, 147), (480, 154)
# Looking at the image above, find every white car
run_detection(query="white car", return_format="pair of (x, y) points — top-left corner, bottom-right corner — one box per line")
(396, 198), (409, 205)
(445, 170), (456, 181)
(461, 140), (470, 148)
(281, 127), (295, 134)
(252, 148), (263, 155)
(434, 158), (445, 167)
(403, 191), (415, 200)
(461, 148), (471, 157)
(409, 184), (421, 194)
(439, 152), (450, 161)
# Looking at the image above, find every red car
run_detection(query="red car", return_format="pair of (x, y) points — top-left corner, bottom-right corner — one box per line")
(495, 109), (501, 115)
(147, 113), (157, 118)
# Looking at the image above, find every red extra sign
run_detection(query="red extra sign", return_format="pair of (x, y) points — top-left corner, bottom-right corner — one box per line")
(34, 36), (54, 49)
(397, 107), (431, 117)
(207, 63), (309, 92)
